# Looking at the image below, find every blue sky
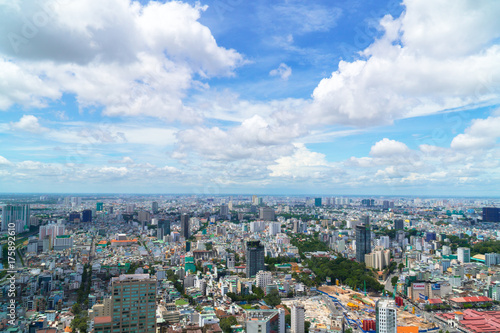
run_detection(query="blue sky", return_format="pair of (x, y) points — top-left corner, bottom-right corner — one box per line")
(0, 0), (500, 195)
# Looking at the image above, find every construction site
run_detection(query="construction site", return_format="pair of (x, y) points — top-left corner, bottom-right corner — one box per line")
(318, 285), (436, 331)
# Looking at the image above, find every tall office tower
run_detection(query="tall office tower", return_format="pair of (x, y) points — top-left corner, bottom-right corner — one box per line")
(252, 195), (259, 205)
(180, 214), (190, 239)
(291, 303), (305, 333)
(152, 201), (159, 214)
(126, 204), (135, 214)
(394, 219), (404, 230)
(96, 202), (104, 212)
(457, 247), (471, 263)
(2, 204), (30, 232)
(107, 206), (114, 214)
(314, 198), (322, 207)
(382, 200), (390, 210)
(159, 219), (171, 237)
(376, 298), (397, 333)
(246, 240), (265, 278)
(71, 197), (82, 207)
(138, 210), (151, 223)
(356, 222), (371, 263)
(104, 274), (157, 333)
(227, 253), (235, 270)
(259, 207), (275, 221)
(220, 204), (229, 216)
(483, 207), (500, 222)
(157, 228), (164, 241)
(82, 209), (92, 222)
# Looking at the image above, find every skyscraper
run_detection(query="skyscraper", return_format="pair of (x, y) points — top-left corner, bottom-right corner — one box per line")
(483, 207), (500, 222)
(259, 207), (275, 221)
(356, 220), (371, 263)
(246, 240), (265, 278)
(1, 204), (30, 233)
(314, 198), (322, 207)
(82, 209), (92, 222)
(96, 202), (104, 212)
(180, 214), (190, 239)
(220, 204), (229, 216)
(376, 298), (397, 333)
(291, 303), (305, 333)
(152, 201), (159, 214)
(106, 274), (157, 333)
(394, 219), (404, 230)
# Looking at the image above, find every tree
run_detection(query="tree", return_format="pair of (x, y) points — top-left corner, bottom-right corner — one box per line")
(391, 276), (399, 287)
(263, 289), (281, 307)
(220, 316), (238, 333)
(305, 321), (311, 333)
(398, 263), (404, 271)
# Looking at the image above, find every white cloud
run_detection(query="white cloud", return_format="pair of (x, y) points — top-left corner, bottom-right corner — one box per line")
(10, 115), (48, 133)
(0, 155), (12, 166)
(270, 63), (292, 80)
(370, 138), (410, 157)
(309, 0), (500, 126)
(268, 143), (337, 179)
(0, 0), (244, 120)
(450, 116), (500, 150)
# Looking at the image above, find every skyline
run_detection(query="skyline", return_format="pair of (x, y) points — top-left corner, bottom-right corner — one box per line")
(1, 0), (500, 195)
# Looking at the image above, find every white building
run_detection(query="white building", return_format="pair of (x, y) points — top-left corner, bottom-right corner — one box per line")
(256, 271), (273, 290)
(268, 222), (281, 236)
(457, 247), (471, 263)
(376, 298), (397, 333)
(291, 303), (305, 333)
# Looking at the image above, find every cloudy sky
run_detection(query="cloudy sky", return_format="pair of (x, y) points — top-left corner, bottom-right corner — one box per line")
(0, 0), (499, 196)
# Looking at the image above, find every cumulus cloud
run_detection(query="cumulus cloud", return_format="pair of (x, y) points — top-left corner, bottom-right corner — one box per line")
(0, 155), (12, 166)
(10, 115), (48, 133)
(370, 138), (410, 157)
(269, 63), (292, 80)
(450, 116), (500, 150)
(308, 0), (500, 126)
(0, 0), (244, 120)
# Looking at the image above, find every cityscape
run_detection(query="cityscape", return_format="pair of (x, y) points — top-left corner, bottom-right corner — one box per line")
(1, 0), (500, 333)
(1, 195), (500, 333)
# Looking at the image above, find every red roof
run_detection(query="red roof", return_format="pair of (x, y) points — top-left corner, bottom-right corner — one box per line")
(437, 309), (500, 333)
(450, 296), (492, 303)
(428, 298), (443, 304)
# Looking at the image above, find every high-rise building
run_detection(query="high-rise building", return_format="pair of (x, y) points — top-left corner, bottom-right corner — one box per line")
(425, 232), (436, 242)
(458, 247), (471, 263)
(82, 209), (92, 222)
(220, 204), (229, 216)
(104, 274), (157, 333)
(259, 207), (275, 221)
(382, 200), (390, 210)
(1, 204), (30, 232)
(159, 219), (171, 237)
(96, 202), (104, 212)
(314, 198), (322, 207)
(180, 214), (190, 239)
(356, 221), (371, 263)
(394, 219), (404, 230)
(152, 201), (159, 214)
(376, 298), (397, 333)
(256, 271), (273, 289)
(485, 253), (500, 267)
(246, 240), (265, 278)
(291, 303), (305, 333)
(268, 222), (281, 236)
(227, 253), (235, 270)
(483, 207), (500, 222)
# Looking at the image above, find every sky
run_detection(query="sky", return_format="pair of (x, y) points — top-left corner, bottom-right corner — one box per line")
(0, 0), (499, 196)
